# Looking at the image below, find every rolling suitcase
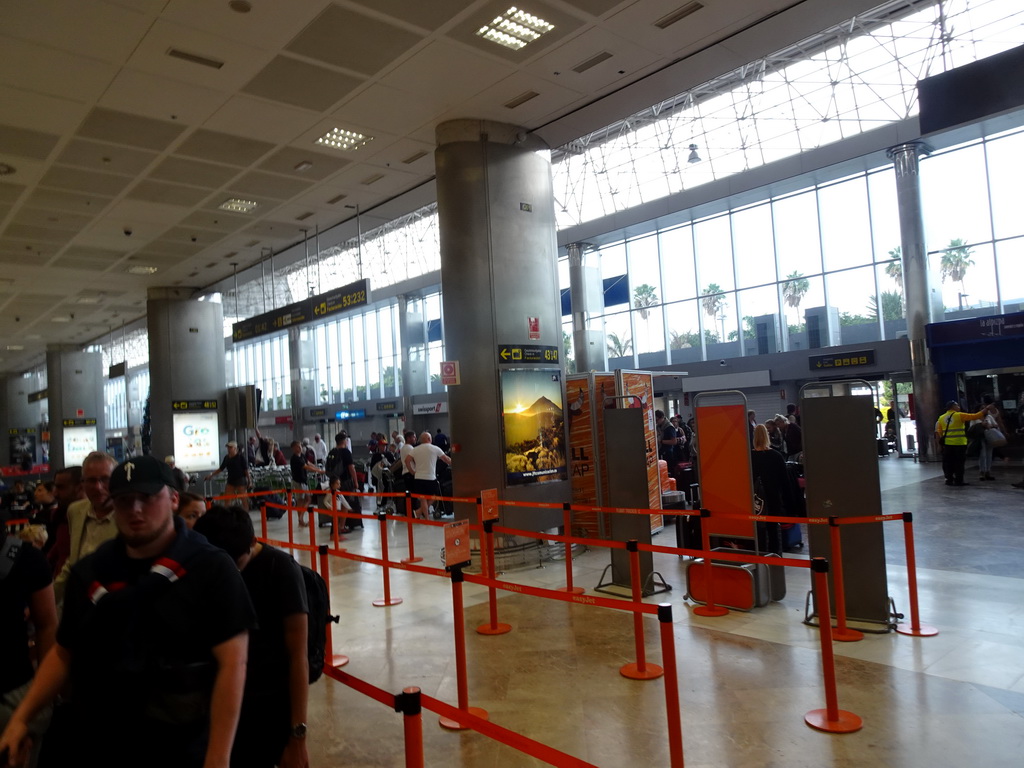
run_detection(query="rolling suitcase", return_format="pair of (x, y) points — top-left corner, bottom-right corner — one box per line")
(876, 437), (890, 456)
(685, 548), (770, 611)
(781, 522), (802, 551)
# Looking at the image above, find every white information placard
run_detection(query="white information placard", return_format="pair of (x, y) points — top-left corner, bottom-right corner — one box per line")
(172, 412), (220, 472)
(63, 426), (97, 467)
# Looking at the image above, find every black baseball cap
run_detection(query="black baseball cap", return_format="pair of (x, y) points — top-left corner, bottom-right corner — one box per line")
(109, 455), (178, 497)
(945, 400), (960, 408)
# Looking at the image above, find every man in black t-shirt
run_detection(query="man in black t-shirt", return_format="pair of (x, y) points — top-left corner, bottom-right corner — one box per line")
(195, 506), (310, 768)
(0, 455), (256, 768)
(0, 531), (57, 757)
(211, 441), (250, 510)
(325, 433), (361, 516)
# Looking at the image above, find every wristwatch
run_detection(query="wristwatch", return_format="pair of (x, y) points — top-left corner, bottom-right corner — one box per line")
(290, 723), (307, 739)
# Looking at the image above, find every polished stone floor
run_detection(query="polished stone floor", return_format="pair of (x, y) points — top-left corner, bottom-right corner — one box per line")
(264, 456), (1024, 767)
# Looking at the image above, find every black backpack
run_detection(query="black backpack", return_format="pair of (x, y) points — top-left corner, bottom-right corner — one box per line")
(299, 564), (338, 684)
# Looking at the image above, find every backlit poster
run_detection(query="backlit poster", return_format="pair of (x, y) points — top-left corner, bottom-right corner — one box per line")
(501, 368), (567, 486)
(172, 412), (219, 472)
(63, 427), (96, 467)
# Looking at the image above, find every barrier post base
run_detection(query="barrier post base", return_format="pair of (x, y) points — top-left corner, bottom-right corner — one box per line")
(329, 655), (350, 667)
(895, 623), (938, 637)
(620, 662), (664, 680)
(804, 708), (863, 733)
(556, 586), (586, 595)
(400, 556), (424, 564)
(692, 605), (729, 617)
(833, 628), (864, 643)
(475, 622), (512, 635)
(373, 597), (404, 607)
(439, 706), (489, 731)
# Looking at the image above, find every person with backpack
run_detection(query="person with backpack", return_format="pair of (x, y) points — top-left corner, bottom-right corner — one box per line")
(194, 505), (310, 768)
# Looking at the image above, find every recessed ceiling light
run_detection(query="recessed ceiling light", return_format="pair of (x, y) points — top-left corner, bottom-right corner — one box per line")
(127, 265), (159, 275)
(476, 7), (554, 51)
(50, 316), (71, 323)
(6, 345), (24, 351)
(219, 198), (259, 213)
(315, 127), (373, 152)
(293, 161), (314, 172)
(75, 297), (102, 304)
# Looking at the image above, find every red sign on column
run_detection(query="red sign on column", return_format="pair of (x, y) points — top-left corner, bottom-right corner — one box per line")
(528, 316), (540, 340)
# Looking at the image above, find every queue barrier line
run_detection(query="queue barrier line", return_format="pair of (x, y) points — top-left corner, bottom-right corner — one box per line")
(495, 498), (565, 510)
(420, 690), (601, 768)
(490, 523), (630, 552)
(464, 571), (661, 615)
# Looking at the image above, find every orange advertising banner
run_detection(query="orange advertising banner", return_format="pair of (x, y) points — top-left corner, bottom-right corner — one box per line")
(567, 373), (616, 538)
(697, 403), (755, 539)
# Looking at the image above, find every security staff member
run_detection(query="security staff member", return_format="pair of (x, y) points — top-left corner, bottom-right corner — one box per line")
(934, 400), (987, 486)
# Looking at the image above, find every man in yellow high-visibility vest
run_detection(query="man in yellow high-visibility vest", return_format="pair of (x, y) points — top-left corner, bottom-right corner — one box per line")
(935, 400), (987, 486)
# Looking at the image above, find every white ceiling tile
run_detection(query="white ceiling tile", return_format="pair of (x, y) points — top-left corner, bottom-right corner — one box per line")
(160, 0), (332, 51)
(378, 41), (516, 109)
(2, 0), (154, 63)
(0, 85), (91, 135)
(205, 96), (322, 144)
(333, 84), (442, 137)
(100, 70), (229, 126)
(0, 38), (119, 102)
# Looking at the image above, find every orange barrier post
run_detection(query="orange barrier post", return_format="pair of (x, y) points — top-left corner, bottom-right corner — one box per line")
(620, 540), (664, 680)
(476, 519), (511, 636)
(895, 512), (939, 637)
(330, 492), (344, 551)
(395, 687), (424, 768)
(401, 490), (422, 565)
(827, 517), (863, 643)
(373, 511), (403, 607)
(805, 558), (863, 733)
(258, 499), (268, 541)
(692, 509), (729, 618)
(307, 504), (317, 571)
(318, 544), (348, 668)
(556, 503), (584, 595)
(439, 567), (489, 730)
(657, 604), (685, 768)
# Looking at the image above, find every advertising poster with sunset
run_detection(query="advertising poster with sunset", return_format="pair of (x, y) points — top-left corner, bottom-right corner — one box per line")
(501, 368), (567, 486)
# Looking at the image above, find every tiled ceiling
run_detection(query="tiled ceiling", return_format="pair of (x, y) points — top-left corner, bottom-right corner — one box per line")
(0, 0), (871, 374)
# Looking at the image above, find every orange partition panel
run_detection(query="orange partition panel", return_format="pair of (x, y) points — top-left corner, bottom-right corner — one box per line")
(696, 404), (755, 539)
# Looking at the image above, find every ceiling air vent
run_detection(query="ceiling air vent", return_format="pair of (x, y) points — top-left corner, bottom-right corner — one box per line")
(402, 151), (428, 165)
(504, 91), (539, 109)
(326, 193), (348, 204)
(572, 52), (612, 74)
(654, 2), (703, 30)
(244, 240), (260, 248)
(360, 173), (384, 186)
(295, 212), (314, 221)
(167, 48), (225, 69)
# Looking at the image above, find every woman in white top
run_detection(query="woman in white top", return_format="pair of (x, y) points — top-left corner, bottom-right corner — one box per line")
(978, 403), (1004, 481)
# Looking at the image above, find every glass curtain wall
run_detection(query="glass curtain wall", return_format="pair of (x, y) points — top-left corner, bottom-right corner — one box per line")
(564, 125), (1024, 369)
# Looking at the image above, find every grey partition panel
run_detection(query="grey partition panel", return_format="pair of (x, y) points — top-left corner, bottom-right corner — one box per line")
(603, 408), (654, 593)
(802, 394), (890, 626)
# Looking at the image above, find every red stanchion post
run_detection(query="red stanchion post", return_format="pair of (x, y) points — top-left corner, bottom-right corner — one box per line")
(476, 518), (511, 635)
(439, 566), (489, 730)
(401, 490), (422, 564)
(621, 540), (664, 680)
(657, 604), (685, 768)
(317, 544), (348, 668)
(307, 504), (317, 571)
(692, 509), (729, 618)
(828, 517), (863, 643)
(373, 511), (403, 607)
(330, 492), (344, 551)
(557, 503), (584, 595)
(395, 687), (424, 768)
(258, 499), (268, 541)
(805, 558), (863, 733)
(896, 512), (939, 637)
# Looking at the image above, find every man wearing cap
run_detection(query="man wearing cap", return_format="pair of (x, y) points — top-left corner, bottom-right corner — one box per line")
(0, 455), (256, 768)
(211, 440), (250, 510)
(935, 400), (987, 486)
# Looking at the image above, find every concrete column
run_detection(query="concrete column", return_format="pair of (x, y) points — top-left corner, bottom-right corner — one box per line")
(435, 119), (566, 530)
(146, 288), (226, 460)
(567, 242), (606, 373)
(887, 142), (941, 460)
(46, 347), (104, 470)
(3, 373), (47, 466)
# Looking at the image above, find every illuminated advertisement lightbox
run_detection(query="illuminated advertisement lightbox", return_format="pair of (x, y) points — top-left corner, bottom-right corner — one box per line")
(63, 427), (97, 467)
(500, 368), (566, 487)
(172, 412), (220, 472)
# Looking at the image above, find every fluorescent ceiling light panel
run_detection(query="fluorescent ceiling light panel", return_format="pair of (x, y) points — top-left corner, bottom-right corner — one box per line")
(315, 127), (373, 152)
(127, 265), (159, 275)
(218, 198), (259, 213)
(477, 7), (554, 51)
